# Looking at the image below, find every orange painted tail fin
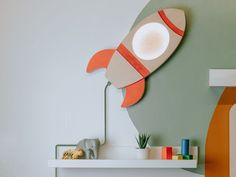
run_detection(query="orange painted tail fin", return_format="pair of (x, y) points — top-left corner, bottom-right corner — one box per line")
(86, 49), (115, 73)
(121, 79), (145, 108)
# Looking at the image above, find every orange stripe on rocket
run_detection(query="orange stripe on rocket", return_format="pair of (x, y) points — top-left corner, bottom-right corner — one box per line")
(86, 8), (186, 108)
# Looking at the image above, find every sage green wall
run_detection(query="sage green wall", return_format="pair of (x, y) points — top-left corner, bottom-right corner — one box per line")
(127, 0), (236, 174)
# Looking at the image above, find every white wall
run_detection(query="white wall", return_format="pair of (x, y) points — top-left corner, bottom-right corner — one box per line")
(0, 0), (203, 177)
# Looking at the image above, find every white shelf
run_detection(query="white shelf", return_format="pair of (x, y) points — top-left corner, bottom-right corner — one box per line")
(48, 159), (197, 169)
(48, 146), (198, 169)
(209, 69), (236, 86)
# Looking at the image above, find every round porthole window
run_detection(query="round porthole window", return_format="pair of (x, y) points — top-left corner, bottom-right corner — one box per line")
(132, 22), (170, 61)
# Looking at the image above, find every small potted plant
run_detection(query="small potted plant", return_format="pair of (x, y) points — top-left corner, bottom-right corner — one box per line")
(136, 133), (151, 160)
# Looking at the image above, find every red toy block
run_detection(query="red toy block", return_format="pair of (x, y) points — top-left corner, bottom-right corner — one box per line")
(162, 147), (173, 160)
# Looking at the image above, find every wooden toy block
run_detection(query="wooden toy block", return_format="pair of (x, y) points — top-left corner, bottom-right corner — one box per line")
(162, 147), (172, 160)
(181, 139), (189, 155)
(172, 154), (183, 160)
(183, 155), (193, 160)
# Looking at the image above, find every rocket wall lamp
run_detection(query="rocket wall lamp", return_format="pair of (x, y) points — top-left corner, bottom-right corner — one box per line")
(86, 8), (186, 108)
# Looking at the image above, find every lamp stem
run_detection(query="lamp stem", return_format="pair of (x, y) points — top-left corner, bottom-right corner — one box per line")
(101, 81), (111, 146)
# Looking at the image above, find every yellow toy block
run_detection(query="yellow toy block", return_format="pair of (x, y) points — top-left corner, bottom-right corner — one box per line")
(172, 154), (183, 160)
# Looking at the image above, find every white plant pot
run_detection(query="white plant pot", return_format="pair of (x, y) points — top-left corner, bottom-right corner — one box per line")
(136, 148), (150, 160)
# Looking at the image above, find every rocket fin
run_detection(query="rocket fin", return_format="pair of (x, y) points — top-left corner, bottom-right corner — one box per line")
(86, 49), (115, 73)
(121, 79), (145, 108)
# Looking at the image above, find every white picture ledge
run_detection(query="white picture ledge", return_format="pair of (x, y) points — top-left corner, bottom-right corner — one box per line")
(48, 146), (198, 169)
(48, 159), (197, 169)
(209, 69), (236, 87)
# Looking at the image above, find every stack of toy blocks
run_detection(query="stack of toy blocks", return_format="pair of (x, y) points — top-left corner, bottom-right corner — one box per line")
(161, 139), (194, 160)
(181, 139), (193, 160)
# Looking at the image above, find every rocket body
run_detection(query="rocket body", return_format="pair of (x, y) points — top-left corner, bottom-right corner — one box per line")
(87, 8), (186, 107)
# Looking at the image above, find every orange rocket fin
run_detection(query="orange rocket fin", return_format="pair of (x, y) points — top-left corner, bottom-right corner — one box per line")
(121, 79), (145, 108)
(86, 49), (115, 73)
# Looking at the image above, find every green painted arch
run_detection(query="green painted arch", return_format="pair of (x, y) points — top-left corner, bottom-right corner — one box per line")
(127, 0), (236, 174)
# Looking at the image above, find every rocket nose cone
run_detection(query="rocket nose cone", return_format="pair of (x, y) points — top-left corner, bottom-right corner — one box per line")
(163, 9), (186, 31)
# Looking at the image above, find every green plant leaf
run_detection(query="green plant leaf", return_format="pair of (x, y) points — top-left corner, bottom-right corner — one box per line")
(135, 133), (151, 149)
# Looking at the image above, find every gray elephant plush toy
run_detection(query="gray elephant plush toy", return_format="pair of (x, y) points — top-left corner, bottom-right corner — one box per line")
(76, 138), (100, 159)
